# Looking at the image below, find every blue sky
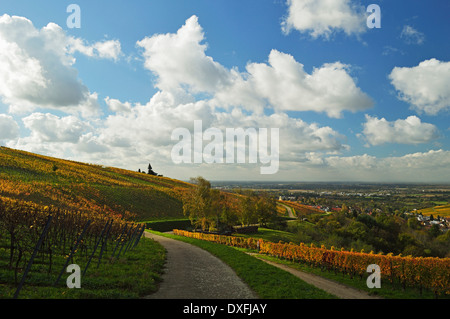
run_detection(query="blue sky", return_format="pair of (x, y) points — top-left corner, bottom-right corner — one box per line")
(0, 0), (449, 182)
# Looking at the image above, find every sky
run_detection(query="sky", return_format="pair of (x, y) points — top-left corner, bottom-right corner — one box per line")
(0, 0), (449, 183)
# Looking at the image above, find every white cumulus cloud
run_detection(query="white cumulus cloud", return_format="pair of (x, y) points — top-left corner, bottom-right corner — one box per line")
(0, 14), (122, 117)
(361, 115), (439, 146)
(137, 15), (373, 118)
(389, 59), (450, 115)
(217, 50), (373, 117)
(22, 112), (90, 143)
(281, 0), (367, 39)
(136, 15), (230, 94)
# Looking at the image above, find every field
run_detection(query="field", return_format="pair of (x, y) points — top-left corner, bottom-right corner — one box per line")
(417, 204), (450, 218)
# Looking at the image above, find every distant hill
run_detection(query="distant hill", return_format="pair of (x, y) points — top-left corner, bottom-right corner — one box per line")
(0, 147), (193, 221)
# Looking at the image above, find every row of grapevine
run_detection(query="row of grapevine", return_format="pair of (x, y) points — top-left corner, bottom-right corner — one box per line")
(173, 229), (450, 296)
(0, 196), (145, 297)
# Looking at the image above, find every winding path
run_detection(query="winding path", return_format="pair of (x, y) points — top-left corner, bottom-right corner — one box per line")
(279, 203), (296, 218)
(144, 231), (381, 299)
(143, 232), (258, 299)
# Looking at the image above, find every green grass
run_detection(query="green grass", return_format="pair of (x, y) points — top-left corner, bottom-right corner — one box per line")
(150, 230), (336, 299)
(0, 237), (166, 299)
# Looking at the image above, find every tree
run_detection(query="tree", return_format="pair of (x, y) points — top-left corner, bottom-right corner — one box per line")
(182, 177), (218, 231)
(255, 193), (277, 226)
(428, 224), (441, 238)
(407, 217), (421, 230)
(238, 195), (257, 226)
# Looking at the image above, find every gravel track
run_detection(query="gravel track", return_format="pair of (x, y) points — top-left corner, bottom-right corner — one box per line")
(144, 232), (381, 299)
(143, 232), (258, 299)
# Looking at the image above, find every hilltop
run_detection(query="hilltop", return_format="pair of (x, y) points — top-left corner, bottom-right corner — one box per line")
(0, 147), (192, 221)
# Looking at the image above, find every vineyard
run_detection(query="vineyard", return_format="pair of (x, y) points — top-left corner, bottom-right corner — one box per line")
(173, 229), (450, 297)
(0, 147), (192, 221)
(278, 200), (324, 217)
(0, 196), (147, 298)
(417, 204), (450, 218)
(0, 147), (189, 298)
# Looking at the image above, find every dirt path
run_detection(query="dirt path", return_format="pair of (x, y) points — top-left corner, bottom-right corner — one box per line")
(279, 203), (296, 218)
(143, 232), (258, 299)
(144, 232), (380, 299)
(248, 253), (382, 299)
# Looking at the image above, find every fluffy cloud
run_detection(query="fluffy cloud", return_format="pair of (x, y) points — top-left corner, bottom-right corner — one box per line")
(27, 15), (364, 172)
(281, 0), (366, 39)
(8, 112), (107, 160)
(137, 15), (373, 118)
(389, 59), (450, 115)
(213, 110), (348, 157)
(84, 89), (349, 174)
(0, 14), (122, 117)
(102, 91), (215, 150)
(22, 112), (90, 143)
(4, 13), (446, 184)
(0, 114), (19, 140)
(360, 115), (439, 146)
(137, 15), (230, 93)
(105, 97), (132, 114)
(217, 50), (373, 117)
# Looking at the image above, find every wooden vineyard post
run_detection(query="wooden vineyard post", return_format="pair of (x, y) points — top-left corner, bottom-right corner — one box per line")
(97, 219), (113, 268)
(83, 219), (111, 277)
(53, 220), (91, 286)
(116, 225), (133, 258)
(131, 224), (146, 250)
(123, 224), (139, 254)
(110, 224), (127, 261)
(13, 214), (53, 299)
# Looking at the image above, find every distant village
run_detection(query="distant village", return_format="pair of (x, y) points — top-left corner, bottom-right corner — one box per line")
(278, 195), (450, 233)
